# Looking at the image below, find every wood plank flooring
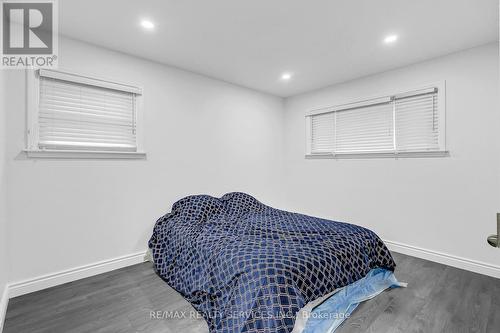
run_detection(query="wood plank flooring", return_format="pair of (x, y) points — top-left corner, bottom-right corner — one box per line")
(4, 252), (500, 333)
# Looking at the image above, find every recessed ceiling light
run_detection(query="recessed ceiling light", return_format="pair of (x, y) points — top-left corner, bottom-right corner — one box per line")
(383, 34), (398, 44)
(140, 20), (155, 30)
(281, 73), (293, 81)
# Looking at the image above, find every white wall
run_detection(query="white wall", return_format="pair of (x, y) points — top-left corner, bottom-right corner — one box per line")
(284, 43), (500, 270)
(0, 66), (10, 328)
(3, 39), (499, 289)
(5, 38), (285, 283)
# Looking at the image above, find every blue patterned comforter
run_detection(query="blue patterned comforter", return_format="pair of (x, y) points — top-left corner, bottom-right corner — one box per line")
(149, 192), (395, 333)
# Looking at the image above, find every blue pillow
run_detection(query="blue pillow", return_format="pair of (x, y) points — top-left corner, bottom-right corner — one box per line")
(220, 192), (266, 217)
(171, 194), (225, 223)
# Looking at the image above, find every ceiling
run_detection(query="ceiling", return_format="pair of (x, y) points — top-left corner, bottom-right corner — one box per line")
(59, 0), (499, 97)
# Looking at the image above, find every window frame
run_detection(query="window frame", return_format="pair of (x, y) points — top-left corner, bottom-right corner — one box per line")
(305, 81), (448, 159)
(25, 68), (146, 159)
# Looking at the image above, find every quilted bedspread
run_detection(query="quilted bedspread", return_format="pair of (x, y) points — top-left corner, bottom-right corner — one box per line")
(149, 192), (395, 333)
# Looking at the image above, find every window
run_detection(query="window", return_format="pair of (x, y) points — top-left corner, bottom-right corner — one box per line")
(305, 83), (446, 158)
(26, 69), (145, 158)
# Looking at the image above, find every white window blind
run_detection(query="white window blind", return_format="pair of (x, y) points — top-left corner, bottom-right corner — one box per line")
(307, 86), (444, 156)
(335, 102), (394, 153)
(37, 75), (137, 152)
(311, 112), (335, 153)
(395, 91), (439, 151)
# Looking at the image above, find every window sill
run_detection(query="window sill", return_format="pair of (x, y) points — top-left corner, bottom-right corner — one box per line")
(305, 151), (449, 159)
(23, 149), (147, 159)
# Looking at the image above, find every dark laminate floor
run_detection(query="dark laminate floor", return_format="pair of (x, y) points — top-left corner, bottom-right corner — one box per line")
(4, 252), (500, 333)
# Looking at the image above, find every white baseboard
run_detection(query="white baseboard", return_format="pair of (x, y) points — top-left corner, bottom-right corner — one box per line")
(0, 284), (9, 333)
(385, 240), (500, 279)
(8, 251), (148, 298)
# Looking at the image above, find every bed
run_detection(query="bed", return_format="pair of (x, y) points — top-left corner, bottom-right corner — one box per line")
(149, 192), (395, 333)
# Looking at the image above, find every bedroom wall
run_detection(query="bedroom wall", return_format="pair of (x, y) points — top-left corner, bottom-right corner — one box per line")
(283, 43), (500, 273)
(4, 37), (285, 284)
(3, 39), (499, 294)
(0, 68), (10, 328)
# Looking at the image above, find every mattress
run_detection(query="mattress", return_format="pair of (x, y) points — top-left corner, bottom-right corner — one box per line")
(149, 192), (395, 333)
